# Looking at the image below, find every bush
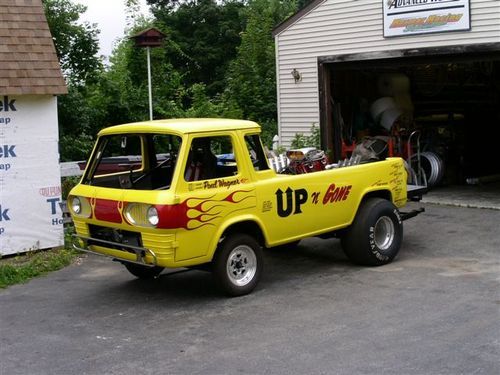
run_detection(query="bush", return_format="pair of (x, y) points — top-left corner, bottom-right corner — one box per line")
(291, 123), (320, 149)
(61, 176), (81, 200)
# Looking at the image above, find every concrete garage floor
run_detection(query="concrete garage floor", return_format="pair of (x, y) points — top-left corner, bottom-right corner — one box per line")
(0, 203), (499, 375)
(422, 181), (500, 210)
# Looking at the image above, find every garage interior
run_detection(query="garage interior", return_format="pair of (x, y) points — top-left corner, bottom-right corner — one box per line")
(319, 47), (500, 198)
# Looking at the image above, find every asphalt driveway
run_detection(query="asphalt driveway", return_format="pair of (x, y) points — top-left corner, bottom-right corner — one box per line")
(1, 203), (499, 375)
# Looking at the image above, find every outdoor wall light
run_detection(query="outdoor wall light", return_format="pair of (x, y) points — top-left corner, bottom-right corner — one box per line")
(291, 68), (302, 83)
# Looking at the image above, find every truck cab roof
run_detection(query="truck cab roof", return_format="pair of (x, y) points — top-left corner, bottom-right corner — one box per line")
(98, 118), (261, 136)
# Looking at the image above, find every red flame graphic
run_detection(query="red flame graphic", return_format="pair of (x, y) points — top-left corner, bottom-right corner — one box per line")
(156, 190), (254, 230)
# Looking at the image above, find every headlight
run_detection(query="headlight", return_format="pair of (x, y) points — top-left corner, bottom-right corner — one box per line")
(124, 206), (137, 225)
(147, 206), (159, 226)
(124, 203), (158, 227)
(71, 196), (81, 214)
(68, 196), (91, 218)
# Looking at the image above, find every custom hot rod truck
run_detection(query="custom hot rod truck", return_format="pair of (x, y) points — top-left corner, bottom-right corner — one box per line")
(70, 119), (425, 296)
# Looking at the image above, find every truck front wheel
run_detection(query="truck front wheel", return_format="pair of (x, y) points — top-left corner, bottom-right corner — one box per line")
(213, 233), (263, 296)
(341, 198), (402, 266)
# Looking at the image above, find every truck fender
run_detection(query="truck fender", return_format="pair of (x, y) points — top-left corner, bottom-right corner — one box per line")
(348, 188), (392, 226)
(207, 215), (268, 260)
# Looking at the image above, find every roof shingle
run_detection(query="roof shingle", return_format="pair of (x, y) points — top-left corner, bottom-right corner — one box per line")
(0, 0), (67, 95)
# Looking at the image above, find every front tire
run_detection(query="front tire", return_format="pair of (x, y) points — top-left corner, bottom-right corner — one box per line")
(213, 233), (263, 296)
(341, 198), (403, 266)
(123, 262), (164, 279)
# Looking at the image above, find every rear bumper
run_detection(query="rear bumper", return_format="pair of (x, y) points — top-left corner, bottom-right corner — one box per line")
(407, 184), (428, 202)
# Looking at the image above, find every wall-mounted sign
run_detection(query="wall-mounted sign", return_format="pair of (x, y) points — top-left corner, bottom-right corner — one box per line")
(383, 0), (471, 37)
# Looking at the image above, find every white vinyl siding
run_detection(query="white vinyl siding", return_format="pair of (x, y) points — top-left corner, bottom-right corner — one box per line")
(275, 0), (500, 146)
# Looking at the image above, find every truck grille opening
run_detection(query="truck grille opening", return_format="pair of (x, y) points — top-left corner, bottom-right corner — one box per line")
(88, 225), (142, 252)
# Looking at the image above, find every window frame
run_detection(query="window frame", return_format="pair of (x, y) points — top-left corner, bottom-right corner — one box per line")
(182, 133), (242, 183)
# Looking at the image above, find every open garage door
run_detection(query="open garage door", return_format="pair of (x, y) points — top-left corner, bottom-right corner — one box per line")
(319, 45), (500, 188)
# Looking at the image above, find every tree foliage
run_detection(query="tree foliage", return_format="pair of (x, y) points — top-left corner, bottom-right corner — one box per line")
(149, 0), (246, 96)
(43, 0), (104, 161)
(42, 0), (102, 85)
(298, 0), (314, 10)
(224, 0), (297, 142)
(46, 0), (300, 160)
(57, 85), (104, 161)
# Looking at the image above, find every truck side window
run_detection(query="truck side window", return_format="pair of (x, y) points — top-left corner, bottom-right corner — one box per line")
(244, 134), (270, 171)
(184, 136), (237, 181)
(148, 134), (182, 189)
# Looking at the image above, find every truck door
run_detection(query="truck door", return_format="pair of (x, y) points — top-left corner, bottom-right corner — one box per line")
(174, 133), (257, 262)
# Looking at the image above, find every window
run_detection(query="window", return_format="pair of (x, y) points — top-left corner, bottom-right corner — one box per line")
(244, 134), (270, 171)
(184, 136), (237, 182)
(91, 135), (143, 177)
(83, 133), (181, 190)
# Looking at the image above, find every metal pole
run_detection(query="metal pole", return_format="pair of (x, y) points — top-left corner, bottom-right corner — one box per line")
(147, 46), (153, 121)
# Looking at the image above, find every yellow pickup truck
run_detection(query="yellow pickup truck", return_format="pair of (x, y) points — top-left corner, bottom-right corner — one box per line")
(69, 118), (424, 296)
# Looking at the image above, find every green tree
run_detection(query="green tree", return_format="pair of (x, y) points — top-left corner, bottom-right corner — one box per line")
(98, 8), (245, 126)
(298, 0), (314, 10)
(148, 0), (246, 96)
(146, 0), (182, 12)
(43, 0), (104, 161)
(47, 0), (300, 161)
(224, 0), (297, 142)
(96, 23), (237, 128)
(43, 0), (102, 85)
(57, 85), (105, 161)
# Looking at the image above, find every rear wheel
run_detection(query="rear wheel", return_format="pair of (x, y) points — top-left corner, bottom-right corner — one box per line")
(341, 198), (403, 266)
(213, 233), (263, 296)
(123, 262), (164, 279)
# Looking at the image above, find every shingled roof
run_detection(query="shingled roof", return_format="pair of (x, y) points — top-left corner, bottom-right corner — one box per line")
(0, 0), (67, 95)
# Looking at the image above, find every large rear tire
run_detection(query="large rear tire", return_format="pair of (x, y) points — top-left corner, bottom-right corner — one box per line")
(213, 233), (263, 296)
(341, 198), (403, 266)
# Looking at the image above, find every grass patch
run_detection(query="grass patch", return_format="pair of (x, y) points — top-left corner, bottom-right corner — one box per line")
(0, 247), (80, 289)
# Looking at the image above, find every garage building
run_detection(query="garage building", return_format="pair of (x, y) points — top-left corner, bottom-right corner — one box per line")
(273, 0), (500, 185)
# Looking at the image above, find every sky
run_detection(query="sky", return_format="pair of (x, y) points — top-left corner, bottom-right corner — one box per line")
(77, 0), (151, 60)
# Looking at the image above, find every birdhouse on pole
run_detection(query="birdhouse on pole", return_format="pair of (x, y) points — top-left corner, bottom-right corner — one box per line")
(130, 27), (166, 47)
(130, 28), (166, 121)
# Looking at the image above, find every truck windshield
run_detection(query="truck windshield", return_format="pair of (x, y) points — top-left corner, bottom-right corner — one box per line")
(82, 133), (182, 190)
